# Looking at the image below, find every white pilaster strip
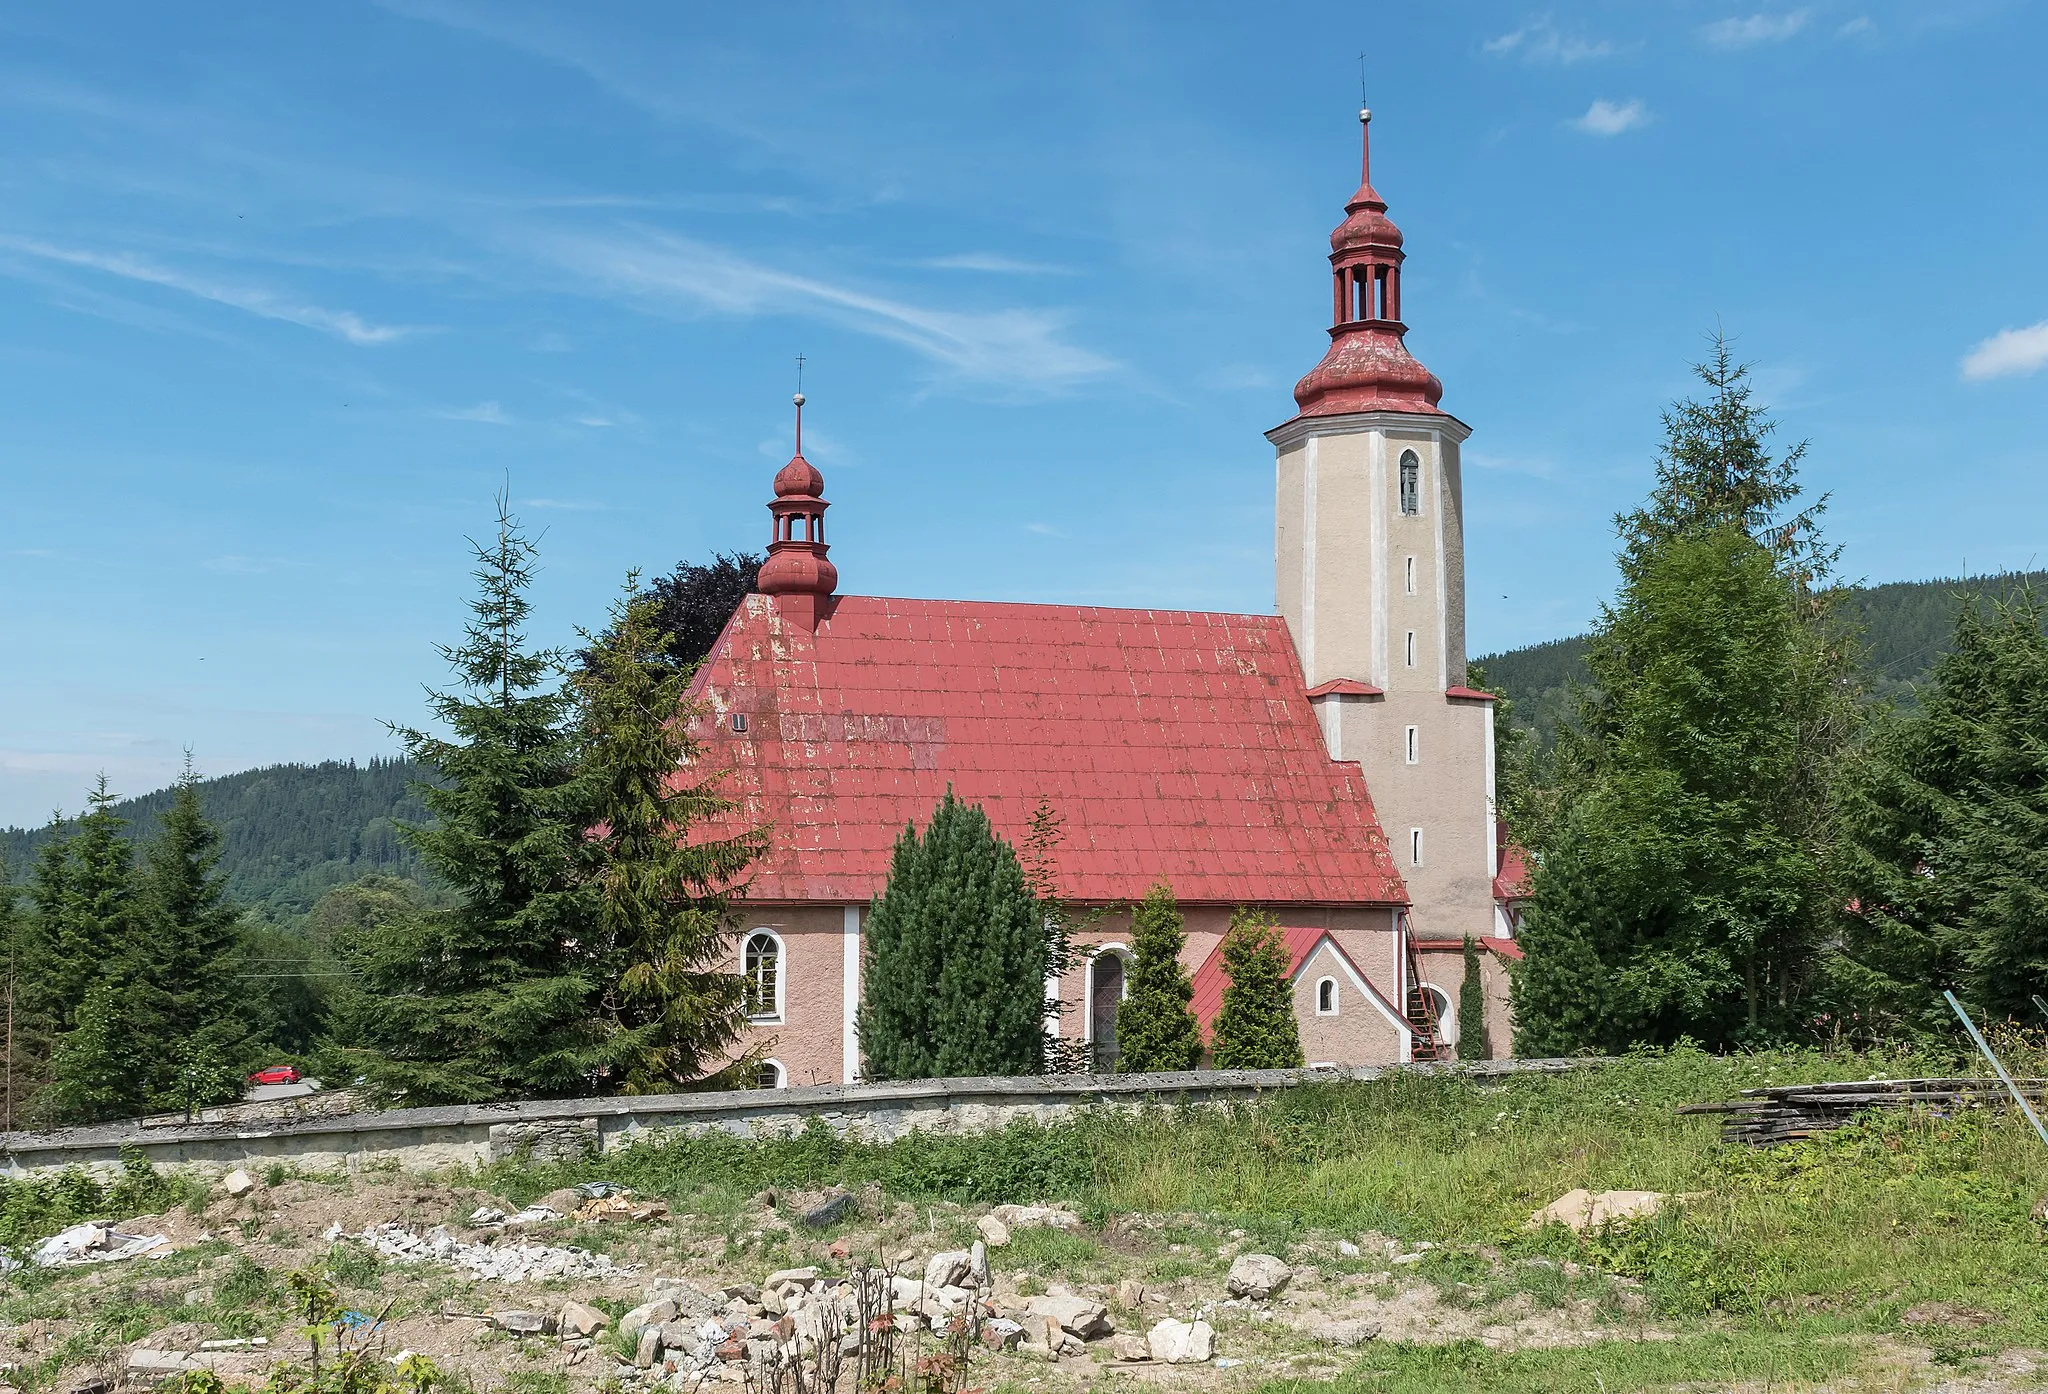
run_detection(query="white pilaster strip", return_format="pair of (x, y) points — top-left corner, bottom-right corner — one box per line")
(1484, 699), (1499, 879)
(1433, 436), (1450, 692)
(841, 905), (861, 1083)
(1301, 435), (1319, 683)
(1369, 431), (1389, 688)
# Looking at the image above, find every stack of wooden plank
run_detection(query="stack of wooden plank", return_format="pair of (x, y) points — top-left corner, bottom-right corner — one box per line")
(1677, 1077), (2046, 1146)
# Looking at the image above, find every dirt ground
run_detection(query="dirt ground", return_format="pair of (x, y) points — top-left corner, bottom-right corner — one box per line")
(0, 1173), (2030, 1394)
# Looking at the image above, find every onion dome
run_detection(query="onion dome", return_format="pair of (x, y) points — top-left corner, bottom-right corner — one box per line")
(756, 390), (839, 607)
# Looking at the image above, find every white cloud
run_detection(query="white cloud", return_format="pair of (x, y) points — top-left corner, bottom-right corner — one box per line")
(529, 227), (1117, 392)
(1024, 522), (1065, 537)
(573, 414), (615, 427)
(1837, 16), (1873, 36)
(1961, 321), (2048, 381)
(438, 401), (512, 424)
(1484, 16), (1614, 63)
(1700, 10), (1812, 48)
(922, 252), (1072, 275)
(1572, 99), (1648, 136)
(0, 236), (417, 344)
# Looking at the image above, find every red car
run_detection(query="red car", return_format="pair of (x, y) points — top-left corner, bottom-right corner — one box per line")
(247, 1065), (301, 1086)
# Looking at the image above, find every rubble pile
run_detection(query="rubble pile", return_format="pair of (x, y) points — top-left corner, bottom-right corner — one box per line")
(325, 1221), (634, 1284)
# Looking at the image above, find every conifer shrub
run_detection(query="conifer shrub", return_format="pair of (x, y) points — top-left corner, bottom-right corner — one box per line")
(855, 791), (1050, 1079)
(1115, 882), (1203, 1072)
(1210, 908), (1303, 1070)
(1456, 934), (1490, 1060)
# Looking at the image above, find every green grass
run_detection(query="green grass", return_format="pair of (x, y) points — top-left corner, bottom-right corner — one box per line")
(1260, 1332), (1861, 1394)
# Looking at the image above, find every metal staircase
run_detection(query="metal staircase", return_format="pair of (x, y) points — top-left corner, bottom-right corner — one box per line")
(1399, 914), (1451, 1062)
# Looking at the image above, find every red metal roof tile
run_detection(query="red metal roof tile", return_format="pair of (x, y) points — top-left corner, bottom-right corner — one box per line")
(684, 594), (1407, 906)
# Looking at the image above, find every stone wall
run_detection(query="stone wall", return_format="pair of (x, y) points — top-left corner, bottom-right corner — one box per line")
(0, 1059), (1592, 1181)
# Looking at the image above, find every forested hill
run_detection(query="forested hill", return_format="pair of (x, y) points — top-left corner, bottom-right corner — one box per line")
(1478, 569), (2048, 746)
(1, 757), (438, 916)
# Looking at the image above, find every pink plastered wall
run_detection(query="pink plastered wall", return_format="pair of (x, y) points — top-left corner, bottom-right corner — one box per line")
(721, 903), (855, 1087)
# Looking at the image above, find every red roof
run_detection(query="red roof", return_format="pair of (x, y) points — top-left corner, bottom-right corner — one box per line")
(1187, 925), (1407, 1037)
(1493, 842), (1533, 903)
(683, 593), (1408, 906)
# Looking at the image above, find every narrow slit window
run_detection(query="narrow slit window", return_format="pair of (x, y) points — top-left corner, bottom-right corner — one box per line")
(1405, 556), (1416, 595)
(1406, 631), (1416, 668)
(1410, 828), (1424, 866)
(1399, 450), (1421, 516)
(1406, 725), (1419, 764)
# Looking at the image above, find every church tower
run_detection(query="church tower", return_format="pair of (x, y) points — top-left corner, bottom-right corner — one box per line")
(1268, 106), (1499, 946)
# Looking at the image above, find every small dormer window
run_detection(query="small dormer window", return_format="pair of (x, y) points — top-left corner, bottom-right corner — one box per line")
(729, 712), (749, 733)
(1399, 451), (1421, 516)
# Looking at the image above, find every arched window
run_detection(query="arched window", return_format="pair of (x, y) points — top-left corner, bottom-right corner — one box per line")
(742, 930), (783, 1022)
(756, 1058), (786, 1089)
(1399, 451), (1421, 516)
(1315, 977), (1339, 1016)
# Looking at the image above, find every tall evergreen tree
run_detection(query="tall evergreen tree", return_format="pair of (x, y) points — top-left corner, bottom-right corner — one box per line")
(1831, 584), (2048, 1030)
(1115, 883), (1203, 1072)
(63, 776), (140, 999)
(856, 792), (1049, 1080)
(1210, 909), (1303, 1070)
(1456, 935), (1490, 1061)
(1511, 844), (1623, 1056)
(328, 495), (599, 1104)
(137, 759), (241, 1046)
(1515, 339), (1860, 1051)
(575, 575), (764, 1091)
(20, 818), (75, 1031)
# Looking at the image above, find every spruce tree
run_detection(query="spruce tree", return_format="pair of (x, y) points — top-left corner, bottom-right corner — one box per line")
(63, 777), (140, 1000)
(1456, 935), (1490, 1060)
(1511, 833), (1625, 1056)
(1516, 338), (1859, 1051)
(137, 760), (241, 1048)
(1210, 908), (1303, 1070)
(1832, 584), (2048, 1029)
(1115, 882), (1203, 1072)
(20, 818), (74, 1031)
(856, 792), (1048, 1080)
(329, 494), (599, 1104)
(575, 575), (764, 1090)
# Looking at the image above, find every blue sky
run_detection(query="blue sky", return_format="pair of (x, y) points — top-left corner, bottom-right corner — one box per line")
(2, 1), (2044, 826)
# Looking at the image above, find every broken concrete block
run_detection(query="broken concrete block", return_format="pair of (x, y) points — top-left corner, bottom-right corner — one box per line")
(968, 1240), (991, 1287)
(221, 1169), (256, 1199)
(1224, 1252), (1291, 1300)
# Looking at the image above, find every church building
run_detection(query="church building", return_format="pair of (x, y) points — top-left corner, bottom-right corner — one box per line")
(683, 110), (1521, 1087)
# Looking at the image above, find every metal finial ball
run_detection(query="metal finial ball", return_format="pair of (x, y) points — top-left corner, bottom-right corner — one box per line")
(793, 392), (806, 406)
(1359, 107), (1372, 123)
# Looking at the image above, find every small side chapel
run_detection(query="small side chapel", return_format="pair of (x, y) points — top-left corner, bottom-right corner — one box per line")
(683, 110), (1523, 1087)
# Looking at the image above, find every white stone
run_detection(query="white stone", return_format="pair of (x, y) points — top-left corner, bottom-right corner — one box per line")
(976, 1214), (1010, 1247)
(1225, 1253), (1291, 1300)
(990, 1204), (1080, 1231)
(1146, 1318), (1213, 1364)
(888, 1277), (923, 1312)
(924, 1251), (971, 1291)
(1025, 1294), (1110, 1339)
(1525, 1189), (1674, 1233)
(622, 1299), (678, 1340)
(968, 1240), (990, 1286)
(560, 1302), (610, 1338)
(221, 1169), (257, 1198)
(1336, 1240), (1362, 1259)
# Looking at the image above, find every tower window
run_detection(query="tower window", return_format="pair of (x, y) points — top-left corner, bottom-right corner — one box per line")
(1316, 977), (1339, 1016)
(743, 930), (783, 1021)
(1406, 631), (1416, 668)
(1410, 828), (1425, 866)
(1406, 725), (1419, 764)
(1405, 556), (1416, 595)
(729, 712), (749, 733)
(1399, 451), (1421, 516)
